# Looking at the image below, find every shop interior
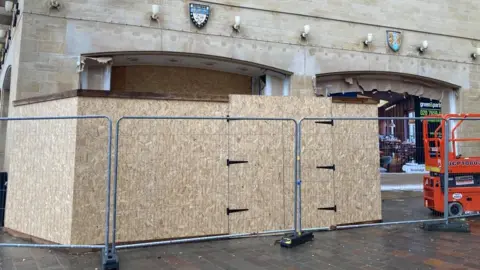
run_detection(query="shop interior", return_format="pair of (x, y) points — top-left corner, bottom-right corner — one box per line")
(364, 91), (441, 173)
(331, 90), (441, 174)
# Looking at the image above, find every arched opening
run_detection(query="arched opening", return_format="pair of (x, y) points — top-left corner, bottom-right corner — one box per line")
(79, 52), (293, 97)
(315, 71), (460, 178)
(0, 65), (12, 172)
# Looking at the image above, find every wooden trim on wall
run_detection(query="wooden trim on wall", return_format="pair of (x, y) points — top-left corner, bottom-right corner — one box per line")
(331, 96), (379, 105)
(13, 90), (230, 107)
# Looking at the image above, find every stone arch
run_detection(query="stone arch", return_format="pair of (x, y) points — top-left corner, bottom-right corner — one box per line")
(315, 71), (462, 166)
(79, 51), (293, 96)
(0, 65), (12, 172)
(315, 71), (459, 100)
(2, 66), (12, 93)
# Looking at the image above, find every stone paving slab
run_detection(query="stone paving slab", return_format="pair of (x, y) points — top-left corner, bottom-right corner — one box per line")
(0, 194), (478, 270)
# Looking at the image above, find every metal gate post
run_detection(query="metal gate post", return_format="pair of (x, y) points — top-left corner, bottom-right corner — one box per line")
(102, 118), (118, 270)
(293, 121), (300, 236)
(296, 121), (302, 235)
(443, 120), (450, 224)
(279, 119), (314, 247)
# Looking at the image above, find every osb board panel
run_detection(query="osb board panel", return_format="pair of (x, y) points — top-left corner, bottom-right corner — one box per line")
(70, 95), (381, 243)
(111, 66), (126, 91)
(332, 103), (381, 225)
(228, 128), (285, 233)
(5, 98), (78, 244)
(298, 111), (334, 228)
(111, 66), (252, 96)
(74, 97), (229, 244)
(71, 116), (111, 244)
(228, 95), (335, 230)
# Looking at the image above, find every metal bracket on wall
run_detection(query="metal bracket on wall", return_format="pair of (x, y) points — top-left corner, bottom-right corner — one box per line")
(315, 120), (334, 126)
(316, 165), (336, 171)
(227, 208), (249, 215)
(227, 159), (248, 166)
(318, 205), (337, 212)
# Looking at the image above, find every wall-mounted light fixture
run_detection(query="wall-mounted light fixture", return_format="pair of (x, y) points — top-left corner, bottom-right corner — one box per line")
(4, 1), (13, 12)
(151, 4), (160, 21)
(418, 40), (428, 53)
(232, 16), (241, 32)
(471, 47), (480, 60)
(0, 30), (5, 39)
(49, 0), (61, 10)
(301, 25), (310, 39)
(364, 33), (373, 46)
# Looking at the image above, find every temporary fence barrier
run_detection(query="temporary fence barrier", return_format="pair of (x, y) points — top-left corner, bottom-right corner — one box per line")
(106, 115), (480, 262)
(297, 117), (449, 233)
(0, 116), (113, 259)
(108, 116), (301, 264)
(3, 115), (473, 269)
(443, 117), (480, 221)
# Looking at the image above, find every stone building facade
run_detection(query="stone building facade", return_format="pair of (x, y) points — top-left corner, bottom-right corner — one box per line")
(0, 0), (479, 167)
(0, 0), (479, 247)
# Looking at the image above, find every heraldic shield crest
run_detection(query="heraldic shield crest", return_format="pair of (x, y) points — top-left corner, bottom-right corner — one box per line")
(386, 30), (402, 52)
(190, 3), (210, 28)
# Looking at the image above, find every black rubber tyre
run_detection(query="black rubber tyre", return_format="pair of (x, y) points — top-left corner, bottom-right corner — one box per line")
(448, 202), (463, 217)
(429, 208), (442, 216)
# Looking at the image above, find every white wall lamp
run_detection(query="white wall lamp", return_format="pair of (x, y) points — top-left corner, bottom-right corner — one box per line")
(232, 16), (241, 32)
(364, 33), (373, 46)
(301, 25), (310, 40)
(418, 40), (428, 53)
(471, 47), (480, 60)
(151, 4), (160, 21)
(4, 0), (13, 12)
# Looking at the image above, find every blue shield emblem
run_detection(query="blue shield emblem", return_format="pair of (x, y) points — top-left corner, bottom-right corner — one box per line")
(386, 31), (402, 52)
(189, 3), (210, 28)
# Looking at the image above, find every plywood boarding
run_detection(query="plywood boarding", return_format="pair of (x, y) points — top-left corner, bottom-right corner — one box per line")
(288, 98), (334, 229)
(111, 66), (252, 96)
(5, 98), (78, 244)
(332, 103), (381, 225)
(228, 96), (286, 232)
(69, 95), (381, 244)
(74, 97), (229, 244)
(228, 95), (335, 232)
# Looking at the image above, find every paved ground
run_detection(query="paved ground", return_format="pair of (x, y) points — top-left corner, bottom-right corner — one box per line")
(381, 173), (423, 191)
(0, 192), (479, 270)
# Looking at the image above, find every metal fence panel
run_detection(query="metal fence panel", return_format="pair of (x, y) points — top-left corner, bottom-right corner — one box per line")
(298, 117), (447, 232)
(444, 117), (480, 221)
(0, 116), (112, 257)
(111, 116), (298, 253)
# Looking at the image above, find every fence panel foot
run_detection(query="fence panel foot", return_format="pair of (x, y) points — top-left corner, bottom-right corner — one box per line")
(279, 232), (314, 248)
(421, 220), (470, 233)
(102, 249), (119, 270)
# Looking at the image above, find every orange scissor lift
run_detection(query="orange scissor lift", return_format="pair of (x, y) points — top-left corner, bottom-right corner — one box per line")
(423, 114), (480, 217)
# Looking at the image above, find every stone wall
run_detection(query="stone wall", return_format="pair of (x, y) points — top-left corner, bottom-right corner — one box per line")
(14, 1), (477, 100)
(8, 0), (480, 155)
(23, 0), (480, 39)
